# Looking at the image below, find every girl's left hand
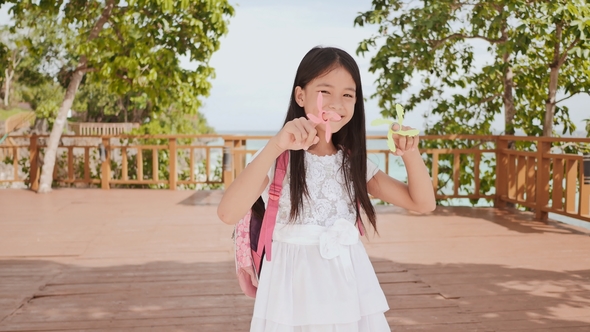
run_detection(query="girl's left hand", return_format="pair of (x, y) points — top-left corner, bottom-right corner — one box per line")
(391, 123), (420, 156)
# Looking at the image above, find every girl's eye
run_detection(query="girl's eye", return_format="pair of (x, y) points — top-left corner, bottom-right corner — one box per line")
(320, 90), (329, 94)
(344, 94), (354, 98)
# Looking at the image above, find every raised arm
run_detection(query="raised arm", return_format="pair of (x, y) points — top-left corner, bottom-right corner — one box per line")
(368, 149), (436, 214)
(217, 117), (319, 224)
(367, 125), (436, 214)
(217, 143), (282, 224)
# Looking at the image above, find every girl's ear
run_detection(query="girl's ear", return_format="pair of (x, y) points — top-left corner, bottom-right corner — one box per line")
(294, 86), (304, 107)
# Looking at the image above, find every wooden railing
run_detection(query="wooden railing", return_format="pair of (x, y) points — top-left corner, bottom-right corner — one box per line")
(495, 136), (590, 221)
(1, 134), (589, 223)
(69, 122), (140, 135)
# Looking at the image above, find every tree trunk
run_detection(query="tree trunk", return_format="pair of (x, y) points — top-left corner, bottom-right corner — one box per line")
(503, 65), (515, 135)
(544, 24), (563, 137)
(500, 21), (516, 139)
(3, 69), (10, 107)
(37, 62), (87, 193)
(544, 67), (559, 137)
(36, 0), (116, 193)
(502, 51), (516, 146)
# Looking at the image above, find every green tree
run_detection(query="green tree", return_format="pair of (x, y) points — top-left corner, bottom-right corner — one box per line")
(355, 0), (590, 204)
(518, 0), (590, 136)
(2, 0), (234, 193)
(355, 0), (589, 137)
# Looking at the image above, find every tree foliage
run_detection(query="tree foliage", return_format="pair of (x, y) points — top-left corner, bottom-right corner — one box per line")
(355, 0), (590, 205)
(3, 0), (233, 132)
(0, 0), (234, 192)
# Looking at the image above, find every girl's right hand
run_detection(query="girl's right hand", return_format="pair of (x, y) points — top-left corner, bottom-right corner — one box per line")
(270, 117), (320, 152)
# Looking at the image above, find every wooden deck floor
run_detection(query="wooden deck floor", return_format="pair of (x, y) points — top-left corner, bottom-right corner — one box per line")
(1, 189), (590, 331)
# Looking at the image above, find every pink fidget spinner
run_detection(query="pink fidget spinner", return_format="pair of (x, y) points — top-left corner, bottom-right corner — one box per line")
(306, 92), (342, 143)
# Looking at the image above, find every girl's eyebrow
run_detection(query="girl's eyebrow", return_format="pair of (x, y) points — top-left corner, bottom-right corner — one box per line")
(317, 83), (356, 92)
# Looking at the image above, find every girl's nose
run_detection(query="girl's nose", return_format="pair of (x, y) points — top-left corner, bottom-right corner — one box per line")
(329, 97), (344, 110)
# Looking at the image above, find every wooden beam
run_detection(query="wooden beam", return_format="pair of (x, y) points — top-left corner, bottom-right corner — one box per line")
(169, 138), (177, 190)
(552, 158), (564, 210)
(565, 160), (578, 214)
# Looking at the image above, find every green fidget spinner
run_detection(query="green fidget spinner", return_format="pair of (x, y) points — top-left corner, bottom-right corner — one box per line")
(370, 104), (419, 153)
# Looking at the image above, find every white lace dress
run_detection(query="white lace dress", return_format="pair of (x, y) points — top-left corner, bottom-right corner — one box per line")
(250, 150), (390, 332)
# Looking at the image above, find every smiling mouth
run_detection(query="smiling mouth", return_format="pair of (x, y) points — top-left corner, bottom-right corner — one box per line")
(322, 114), (343, 121)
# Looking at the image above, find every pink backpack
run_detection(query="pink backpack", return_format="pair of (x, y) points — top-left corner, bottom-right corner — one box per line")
(234, 151), (289, 298)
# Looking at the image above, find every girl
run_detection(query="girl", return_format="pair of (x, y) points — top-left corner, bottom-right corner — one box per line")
(218, 46), (436, 332)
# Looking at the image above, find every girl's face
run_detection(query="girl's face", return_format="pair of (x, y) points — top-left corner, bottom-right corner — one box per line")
(294, 66), (357, 137)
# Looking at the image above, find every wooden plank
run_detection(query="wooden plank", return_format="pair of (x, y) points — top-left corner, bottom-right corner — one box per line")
(84, 147), (90, 183)
(516, 155), (526, 201)
(419, 148), (495, 154)
(67, 146), (74, 181)
(552, 158), (564, 210)
(152, 148), (159, 182)
(100, 138), (110, 190)
(435, 194), (494, 200)
(29, 134), (39, 191)
(498, 196), (537, 209)
(137, 149), (143, 181)
(109, 180), (167, 185)
(540, 207), (590, 222)
(508, 154), (516, 199)
(121, 147), (128, 181)
(12, 147), (18, 180)
(526, 156), (536, 203)
(206, 146), (211, 183)
(189, 148), (195, 182)
(581, 184), (590, 217)
(474, 153), (480, 195)
(580, 161), (590, 217)
(498, 149), (537, 157)
(453, 153), (460, 196)
(169, 138), (177, 190)
(565, 159), (578, 214)
(178, 181), (224, 185)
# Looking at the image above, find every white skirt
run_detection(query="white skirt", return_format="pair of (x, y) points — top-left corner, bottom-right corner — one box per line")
(251, 220), (390, 332)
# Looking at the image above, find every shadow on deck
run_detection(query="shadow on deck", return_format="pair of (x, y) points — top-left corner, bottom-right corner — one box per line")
(1, 189), (590, 331)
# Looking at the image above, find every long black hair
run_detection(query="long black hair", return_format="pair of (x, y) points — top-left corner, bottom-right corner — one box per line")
(282, 46), (377, 231)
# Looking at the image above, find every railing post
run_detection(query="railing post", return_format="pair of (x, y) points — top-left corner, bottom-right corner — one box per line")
(100, 137), (111, 190)
(581, 154), (590, 216)
(169, 137), (177, 190)
(233, 139), (247, 178)
(29, 134), (40, 192)
(494, 137), (508, 208)
(535, 140), (551, 221)
(223, 139), (234, 189)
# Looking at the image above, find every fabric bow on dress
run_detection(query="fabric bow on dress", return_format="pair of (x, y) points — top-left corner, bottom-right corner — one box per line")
(307, 92), (342, 143)
(319, 219), (359, 281)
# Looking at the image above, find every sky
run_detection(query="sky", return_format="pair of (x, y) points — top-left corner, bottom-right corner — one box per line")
(192, 0), (589, 134)
(1, 1), (588, 134)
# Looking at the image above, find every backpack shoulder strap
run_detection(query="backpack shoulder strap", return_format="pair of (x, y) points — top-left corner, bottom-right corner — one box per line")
(256, 151), (289, 262)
